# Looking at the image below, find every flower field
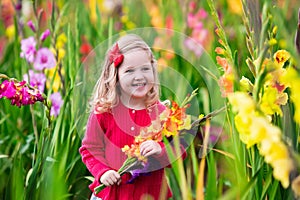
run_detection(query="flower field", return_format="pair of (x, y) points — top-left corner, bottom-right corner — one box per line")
(1, 0), (300, 199)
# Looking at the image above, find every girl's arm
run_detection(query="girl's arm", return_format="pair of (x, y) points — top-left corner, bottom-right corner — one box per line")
(79, 113), (112, 183)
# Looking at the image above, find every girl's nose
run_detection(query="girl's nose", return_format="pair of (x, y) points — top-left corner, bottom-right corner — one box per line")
(133, 76), (143, 81)
(133, 73), (144, 81)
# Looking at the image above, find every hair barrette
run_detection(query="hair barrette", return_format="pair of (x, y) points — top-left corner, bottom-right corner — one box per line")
(108, 43), (124, 68)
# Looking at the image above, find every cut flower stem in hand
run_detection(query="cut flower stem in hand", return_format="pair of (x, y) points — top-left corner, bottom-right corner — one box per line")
(94, 157), (143, 194)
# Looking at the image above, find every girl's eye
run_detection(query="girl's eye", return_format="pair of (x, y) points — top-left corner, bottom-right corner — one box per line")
(125, 69), (134, 73)
(142, 66), (151, 71)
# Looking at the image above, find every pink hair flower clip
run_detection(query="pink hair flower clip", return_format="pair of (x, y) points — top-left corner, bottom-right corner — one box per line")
(109, 43), (124, 68)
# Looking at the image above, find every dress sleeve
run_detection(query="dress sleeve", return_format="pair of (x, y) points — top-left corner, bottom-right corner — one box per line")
(79, 112), (112, 183)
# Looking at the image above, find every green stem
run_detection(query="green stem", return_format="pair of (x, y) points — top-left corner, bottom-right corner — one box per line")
(94, 157), (140, 194)
(190, 106), (226, 129)
(30, 105), (39, 166)
(180, 88), (198, 108)
(94, 184), (106, 194)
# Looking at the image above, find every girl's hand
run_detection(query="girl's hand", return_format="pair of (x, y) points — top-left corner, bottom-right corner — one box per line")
(140, 140), (162, 157)
(100, 170), (121, 186)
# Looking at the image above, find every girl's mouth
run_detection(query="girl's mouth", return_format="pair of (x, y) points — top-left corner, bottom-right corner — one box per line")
(132, 83), (146, 87)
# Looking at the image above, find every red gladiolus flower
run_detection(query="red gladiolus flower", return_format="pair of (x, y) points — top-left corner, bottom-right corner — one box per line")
(80, 43), (92, 62)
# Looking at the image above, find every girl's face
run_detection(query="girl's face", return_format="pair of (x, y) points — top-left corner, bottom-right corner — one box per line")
(118, 50), (155, 102)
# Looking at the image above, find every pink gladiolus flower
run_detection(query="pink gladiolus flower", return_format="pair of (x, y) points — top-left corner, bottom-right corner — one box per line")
(185, 7), (209, 57)
(187, 13), (204, 29)
(0, 80), (44, 107)
(192, 29), (208, 43)
(0, 80), (16, 98)
(20, 37), (36, 63)
(189, 1), (196, 12)
(23, 87), (44, 105)
(23, 70), (46, 93)
(27, 20), (36, 32)
(34, 48), (56, 70)
(196, 9), (208, 19)
(184, 38), (204, 57)
(187, 10), (207, 29)
(40, 29), (50, 42)
(20, 87), (31, 105)
(50, 92), (63, 117)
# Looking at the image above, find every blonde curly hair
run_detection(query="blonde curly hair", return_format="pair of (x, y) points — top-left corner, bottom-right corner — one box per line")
(90, 34), (160, 113)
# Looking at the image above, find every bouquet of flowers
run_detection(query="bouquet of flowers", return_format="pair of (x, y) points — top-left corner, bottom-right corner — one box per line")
(94, 89), (198, 194)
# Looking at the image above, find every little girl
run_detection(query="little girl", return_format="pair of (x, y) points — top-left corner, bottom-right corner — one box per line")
(79, 34), (175, 200)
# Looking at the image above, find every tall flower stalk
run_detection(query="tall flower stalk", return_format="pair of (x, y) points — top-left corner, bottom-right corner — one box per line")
(208, 0), (299, 196)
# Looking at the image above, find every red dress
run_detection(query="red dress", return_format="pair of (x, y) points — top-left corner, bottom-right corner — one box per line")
(79, 101), (173, 200)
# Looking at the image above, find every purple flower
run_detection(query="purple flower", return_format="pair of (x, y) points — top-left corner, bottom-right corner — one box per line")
(20, 87), (31, 105)
(23, 70), (46, 93)
(0, 80), (16, 98)
(26, 88), (44, 105)
(127, 162), (150, 184)
(40, 29), (50, 42)
(15, 3), (22, 11)
(34, 48), (56, 70)
(0, 80), (44, 107)
(50, 92), (63, 117)
(20, 37), (36, 63)
(27, 20), (36, 32)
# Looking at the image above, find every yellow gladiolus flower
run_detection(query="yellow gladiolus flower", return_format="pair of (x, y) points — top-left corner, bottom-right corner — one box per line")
(234, 114), (252, 134)
(56, 33), (67, 49)
(246, 116), (274, 147)
(281, 67), (300, 124)
(228, 92), (255, 113)
(268, 38), (277, 46)
(272, 159), (294, 188)
(5, 24), (15, 41)
(265, 142), (289, 163)
(260, 86), (283, 116)
(229, 91), (294, 188)
(58, 48), (66, 60)
(226, 0), (243, 15)
(257, 125), (293, 188)
(45, 67), (62, 92)
(273, 50), (290, 67)
(239, 76), (253, 93)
